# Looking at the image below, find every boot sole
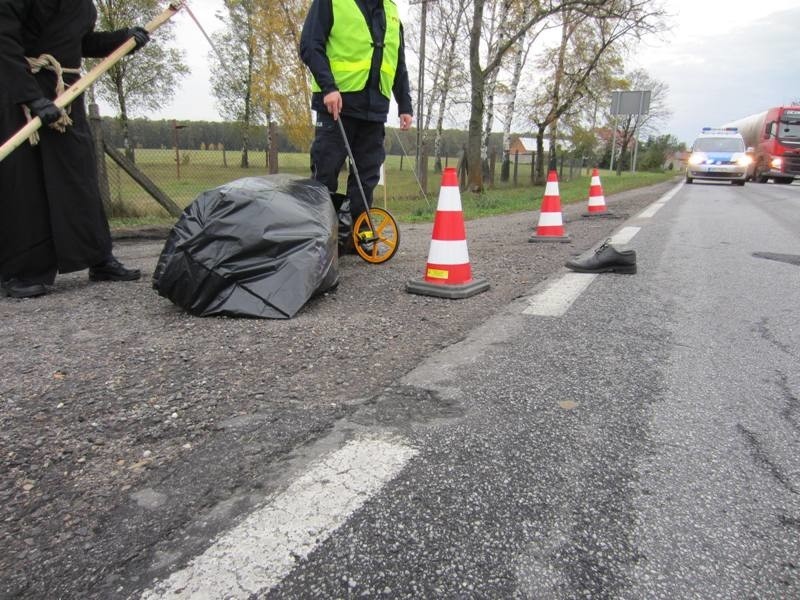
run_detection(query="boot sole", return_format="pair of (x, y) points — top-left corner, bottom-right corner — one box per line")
(566, 265), (637, 274)
(89, 273), (141, 282)
(1, 286), (47, 298)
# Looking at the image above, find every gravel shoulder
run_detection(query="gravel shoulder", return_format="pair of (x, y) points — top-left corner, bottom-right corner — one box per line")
(0, 179), (677, 598)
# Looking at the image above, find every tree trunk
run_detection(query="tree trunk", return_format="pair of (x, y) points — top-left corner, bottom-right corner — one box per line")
(500, 28), (527, 183)
(116, 83), (134, 163)
(482, 69), (498, 185)
(496, 2), (532, 183)
(467, 1), (486, 192)
(535, 124), (547, 184)
(433, 24), (460, 174)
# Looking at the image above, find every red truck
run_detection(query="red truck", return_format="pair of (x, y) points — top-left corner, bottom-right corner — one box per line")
(722, 106), (800, 183)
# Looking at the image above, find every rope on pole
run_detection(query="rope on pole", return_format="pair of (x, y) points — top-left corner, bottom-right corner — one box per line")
(0, 1), (185, 163)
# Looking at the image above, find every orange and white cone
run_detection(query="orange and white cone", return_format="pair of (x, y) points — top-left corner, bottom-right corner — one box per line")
(406, 167), (489, 299)
(529, 170), (571, 243)
(582, 168), (614, 217)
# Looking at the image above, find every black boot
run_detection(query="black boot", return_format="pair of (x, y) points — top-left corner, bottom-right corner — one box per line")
(89, 256), (141, 281)
(565, 240), (637, 274)
(1, 278), (47, 298)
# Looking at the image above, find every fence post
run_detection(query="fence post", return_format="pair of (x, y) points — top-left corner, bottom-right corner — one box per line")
(513, 150), (518, 186)
(530, 152), (536, 184)
(420, 144), (429, 195)
(88, 103), (111, 213)
(457, 145), (468, 191)
(268, 121), (279, 174)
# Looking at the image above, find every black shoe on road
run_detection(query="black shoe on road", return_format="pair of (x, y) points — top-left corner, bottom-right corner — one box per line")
(1, 278), (47, 298)
(565, 240), (637, 274)
(89, 257), (141, 281)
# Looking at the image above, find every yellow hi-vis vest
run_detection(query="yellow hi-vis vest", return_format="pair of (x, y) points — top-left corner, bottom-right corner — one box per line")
(311, 0), (401, 100)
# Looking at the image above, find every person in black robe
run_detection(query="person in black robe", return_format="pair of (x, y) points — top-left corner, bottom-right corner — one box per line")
(0, 0), (149, 298)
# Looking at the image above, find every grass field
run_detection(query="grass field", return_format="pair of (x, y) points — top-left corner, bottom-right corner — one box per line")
(106, 149), (677, 227)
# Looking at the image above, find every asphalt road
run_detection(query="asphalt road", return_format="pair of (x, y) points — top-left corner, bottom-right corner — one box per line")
(255, 180), (800, 599)
(2, 178), (798, 598)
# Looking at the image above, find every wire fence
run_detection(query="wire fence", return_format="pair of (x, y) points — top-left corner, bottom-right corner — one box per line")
(91, 106), (597, 222)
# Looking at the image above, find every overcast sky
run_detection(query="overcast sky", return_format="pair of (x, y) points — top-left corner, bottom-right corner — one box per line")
(130, 0), (799, 146)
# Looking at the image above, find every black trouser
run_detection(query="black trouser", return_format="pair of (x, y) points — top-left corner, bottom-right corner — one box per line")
(310, 113), (385, 222)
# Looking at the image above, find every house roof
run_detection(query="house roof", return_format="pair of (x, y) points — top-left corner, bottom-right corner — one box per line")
(514, 137), (550, 152)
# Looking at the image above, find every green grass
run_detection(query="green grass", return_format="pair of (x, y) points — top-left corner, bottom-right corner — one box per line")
(106, 150), (676, 227)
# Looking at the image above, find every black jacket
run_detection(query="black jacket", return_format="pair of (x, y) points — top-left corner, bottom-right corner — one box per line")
(299, 0), (413, 123)
(0, 0), (129, 279)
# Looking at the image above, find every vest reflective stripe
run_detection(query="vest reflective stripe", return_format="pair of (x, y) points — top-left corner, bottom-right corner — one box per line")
(311, 0), (400, 100)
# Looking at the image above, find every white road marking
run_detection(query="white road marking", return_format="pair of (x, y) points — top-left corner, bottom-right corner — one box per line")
(637, 203), (664, 219)
(140, 436), (417, 600)
(637, 181), (682, 219)
(523, 273), (597, 317)
(610, 226), (640, 245)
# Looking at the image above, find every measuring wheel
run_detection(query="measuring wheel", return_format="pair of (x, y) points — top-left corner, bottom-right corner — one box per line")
(352, 207), (400, 264)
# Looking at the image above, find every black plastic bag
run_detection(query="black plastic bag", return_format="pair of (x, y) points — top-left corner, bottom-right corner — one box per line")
(152, 175), (338, 318)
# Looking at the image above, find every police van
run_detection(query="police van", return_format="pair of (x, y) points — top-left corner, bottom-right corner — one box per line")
(685, 127), (751, 185)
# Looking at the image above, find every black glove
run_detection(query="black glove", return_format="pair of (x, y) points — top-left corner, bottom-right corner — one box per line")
(127, 26), (150, 52)
(26, 98), (61, 126)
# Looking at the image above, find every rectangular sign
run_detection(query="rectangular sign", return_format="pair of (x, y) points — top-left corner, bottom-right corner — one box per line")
(610, 90), (651, 115)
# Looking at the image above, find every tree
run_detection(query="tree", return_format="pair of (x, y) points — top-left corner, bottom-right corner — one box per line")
(498, 4), (540, 182)
(211, 0), (313, 170)
(251, 0), (314, 169)
(464, 0), (612, 192)
(92, 0), (188, 161)
(609, 68), (671, 175)
(525, 0), (666, 183)
(638, 134), (683, 171)
(210, 0), (261, 168)
(409, 0), (471, 174)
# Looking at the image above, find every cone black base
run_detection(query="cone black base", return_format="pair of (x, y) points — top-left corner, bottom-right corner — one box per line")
(582, 210), (617, 218)
(406, 277), (490, 299)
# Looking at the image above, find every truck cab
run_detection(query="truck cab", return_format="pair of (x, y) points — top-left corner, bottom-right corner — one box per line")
(723, 106), (800, 184)
(752, 107), (800, 183)
(685, 128), (750, 186)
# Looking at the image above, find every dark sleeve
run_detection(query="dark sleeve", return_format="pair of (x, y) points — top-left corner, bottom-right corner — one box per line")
(298, 0), (337, 95)
(82, 28), (130, 58)
(392, 23), (413, 116)
(0, 0), (44, 103)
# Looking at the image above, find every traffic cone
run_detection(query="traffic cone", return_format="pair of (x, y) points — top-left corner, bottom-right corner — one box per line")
(529, 170), (571, 243)
(582, 168), (614, 217)
(406, 167), (489, 299)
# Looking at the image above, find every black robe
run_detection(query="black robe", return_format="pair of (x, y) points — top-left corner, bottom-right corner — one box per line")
(0, 0), (129, 283)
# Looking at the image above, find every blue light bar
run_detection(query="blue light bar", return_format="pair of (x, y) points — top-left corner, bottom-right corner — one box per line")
(700, 127), (739, 135)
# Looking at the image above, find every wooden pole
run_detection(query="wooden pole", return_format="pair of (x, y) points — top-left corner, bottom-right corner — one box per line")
(0, 2), (183, 163)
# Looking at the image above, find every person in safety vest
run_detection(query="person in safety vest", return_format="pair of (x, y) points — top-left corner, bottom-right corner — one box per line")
(0, 0), (148, 298)
(300, 0), (413, 254)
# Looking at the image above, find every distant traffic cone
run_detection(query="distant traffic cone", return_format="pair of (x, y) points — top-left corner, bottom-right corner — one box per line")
(529, 170), (571, 243)
(406, 167), (490, 299)
(582, 168), (614, 217)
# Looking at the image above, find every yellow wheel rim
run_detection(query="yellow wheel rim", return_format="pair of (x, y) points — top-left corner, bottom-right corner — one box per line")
(352, 208), (399, 264)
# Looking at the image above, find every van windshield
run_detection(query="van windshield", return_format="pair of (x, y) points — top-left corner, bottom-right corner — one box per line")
(693, 137), (745, 152)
